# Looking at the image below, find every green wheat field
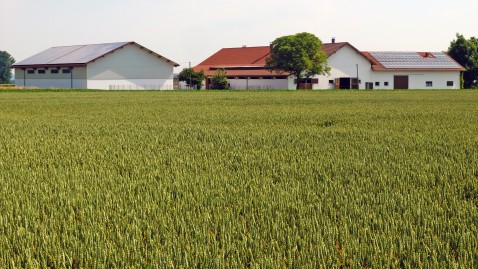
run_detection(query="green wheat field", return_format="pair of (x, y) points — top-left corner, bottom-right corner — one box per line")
(0, 90), (477, 268)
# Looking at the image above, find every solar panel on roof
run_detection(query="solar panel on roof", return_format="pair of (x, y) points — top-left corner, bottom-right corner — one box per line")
(369, 51), (461, 69)
(50, 42), (128, 64)
(14, 42), (130, 66)
(14, 46), (84, 65)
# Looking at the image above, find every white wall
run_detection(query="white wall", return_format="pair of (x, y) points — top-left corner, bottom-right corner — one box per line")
(310, 45), (461, 90)
(16, 79), (86, 88)
(227, 78), (288, 90)
(87, 43), (175, 90)
(88, 79), (174, 90)
(362, 71), (461, 89)
(316, 45), (373, 90)
(15, 67), (87, 88)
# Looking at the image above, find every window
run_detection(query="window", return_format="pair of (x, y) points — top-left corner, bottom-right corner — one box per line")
(426, 81), (433, 87)
(38, 70), (46, 74)
(447, 81), (454, 87)
(62, 69), (71, 74)
(328, 80), (334, 84)
(27, 70), (35, 74)
(375, 82), (380, 86)
(51, 69), (59, 74)
(384, 82), (389, 86)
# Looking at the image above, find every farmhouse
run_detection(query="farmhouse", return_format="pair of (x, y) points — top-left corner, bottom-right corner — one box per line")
(12, 42), (179, 90)
(193, 40), (465, 90)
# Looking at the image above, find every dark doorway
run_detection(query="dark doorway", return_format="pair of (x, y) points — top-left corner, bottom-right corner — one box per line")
(394, 76), (409, 89)
(365, 82), (374, 89)
(339, 77), (351, 89)
(334, 77), (358, 89)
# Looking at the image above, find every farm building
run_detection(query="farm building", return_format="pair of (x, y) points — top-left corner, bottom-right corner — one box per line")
(193, 40), (465, 90)
(12, 42), (179, 90)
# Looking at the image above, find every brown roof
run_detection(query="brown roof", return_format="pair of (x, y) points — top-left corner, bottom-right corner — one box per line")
(193, 43), (350, 77)
(193, 46), (272, 76)
(322, 42), (350, 56)
(193, 42), (464, 77)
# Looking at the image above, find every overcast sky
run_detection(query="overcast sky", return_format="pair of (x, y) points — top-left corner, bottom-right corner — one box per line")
(1, 0), (476, 70)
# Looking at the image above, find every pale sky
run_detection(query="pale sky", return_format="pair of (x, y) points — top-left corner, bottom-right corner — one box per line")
(1, 0), (477, 70)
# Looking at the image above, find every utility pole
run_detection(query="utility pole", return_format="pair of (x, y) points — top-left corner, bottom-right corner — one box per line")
(356, 64), (359, 89)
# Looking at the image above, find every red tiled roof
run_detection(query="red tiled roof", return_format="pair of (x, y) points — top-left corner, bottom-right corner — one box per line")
(197, 46), (271, 67)
(322, 42), (350, 56)
(193, 42), (465, 77)
(193, 46), (273, 76)
(193, 43), (352, 77)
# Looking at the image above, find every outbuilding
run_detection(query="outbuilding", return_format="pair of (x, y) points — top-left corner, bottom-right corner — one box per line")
(193, 40), (465, 90)
(12, 42), (179, 90)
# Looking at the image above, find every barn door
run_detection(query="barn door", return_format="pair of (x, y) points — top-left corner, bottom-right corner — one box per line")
(394, 76), (409, 89)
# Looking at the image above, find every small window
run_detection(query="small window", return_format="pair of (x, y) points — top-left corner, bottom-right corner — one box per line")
(27, 70), (35, 74)
(328, 80), (334, 84)
(38, 70), (46, 74)
(51, 69), (59, 74)
(375, 82), (380, 86)
(426, 81), (433, 87)
(384, 82), (389, 86)
(62, 69), (71, 74)
(447, 81), (454, 87)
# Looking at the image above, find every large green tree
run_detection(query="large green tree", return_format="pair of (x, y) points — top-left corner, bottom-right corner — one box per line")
(178, 68), (206, 90)
(265, 32), (330, 89)
(448, 33), (478, 89)
(0, 51), (15, 84)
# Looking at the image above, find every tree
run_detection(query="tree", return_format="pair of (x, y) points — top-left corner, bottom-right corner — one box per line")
(0, 51), (15, 84)
(448, 33), (478, 89)
(265, 32), (330, 90)
(210, 68), (229, 90)
(178, 68), (206, 90)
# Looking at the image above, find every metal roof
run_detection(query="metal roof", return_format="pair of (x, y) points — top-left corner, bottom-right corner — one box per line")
(13, 42), (179, 67)
(368, 51), (463, 69)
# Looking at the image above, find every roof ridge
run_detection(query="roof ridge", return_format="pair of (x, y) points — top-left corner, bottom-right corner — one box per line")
(50, 41), (131, 48)
(222, 45), (270, 50)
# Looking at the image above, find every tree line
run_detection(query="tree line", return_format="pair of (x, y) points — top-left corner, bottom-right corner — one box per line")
(448, 33), (478, 89)
(0, 51), (15, 84)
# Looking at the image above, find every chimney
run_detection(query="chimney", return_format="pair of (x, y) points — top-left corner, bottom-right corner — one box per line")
(270, 43), (273, 52)
(332, 37), (336, 44)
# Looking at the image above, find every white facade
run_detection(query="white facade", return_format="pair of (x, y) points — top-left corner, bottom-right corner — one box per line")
(227, 78), (288, 90)
(317, 45), (372, 90)
(86, 44), (174, 90)
(15, 67), (87, 89)
(287, 44), (462, 90)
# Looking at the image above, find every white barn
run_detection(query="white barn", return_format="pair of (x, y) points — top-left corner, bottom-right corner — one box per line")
(12, 42), (179, 90)
(193, 40), (465, 90)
